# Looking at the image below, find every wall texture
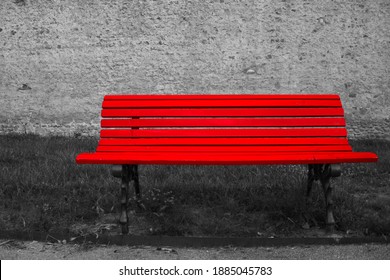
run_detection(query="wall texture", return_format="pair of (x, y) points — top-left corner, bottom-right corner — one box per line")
(0, 0), (389, 139)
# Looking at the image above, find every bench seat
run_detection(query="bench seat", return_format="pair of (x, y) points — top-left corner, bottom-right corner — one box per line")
(76, 94), (377, 165)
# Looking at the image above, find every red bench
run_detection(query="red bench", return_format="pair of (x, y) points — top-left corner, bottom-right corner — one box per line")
(76, 94), (378, 234)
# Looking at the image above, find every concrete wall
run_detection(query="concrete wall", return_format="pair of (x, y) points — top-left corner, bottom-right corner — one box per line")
(0, 0), (389, 139)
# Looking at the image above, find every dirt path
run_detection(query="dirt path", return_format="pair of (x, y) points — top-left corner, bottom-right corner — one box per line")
(0, 239), (389, 259)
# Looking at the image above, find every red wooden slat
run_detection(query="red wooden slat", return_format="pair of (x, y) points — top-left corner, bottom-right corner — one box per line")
(102, 99), (342, 108)
(98, 137), (350, 146)
(102, 108), (345, 117)
(76, 151), (378, 165)
(100, 128), (348, 138)
(101, 118), (346, 128)
(104, 94), (340, 100)
(96, 145), (352, 153)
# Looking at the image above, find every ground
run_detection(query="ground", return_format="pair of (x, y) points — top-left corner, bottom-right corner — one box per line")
(0, 239), (389, 259)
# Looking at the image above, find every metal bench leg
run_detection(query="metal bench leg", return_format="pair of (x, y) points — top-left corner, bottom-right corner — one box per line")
(132, 165), (141, 199)
(112, 164), (143, 234)
(320, 164), (341, 232)
(120, 165), (130, 234)
(131, 165), (144, 211)
(305, 164), (320, 226)
(306, 164), (341, 232)
(112, 165), (131, 234)
(306, 164), (315, 198)
(320, 164), (335, 232)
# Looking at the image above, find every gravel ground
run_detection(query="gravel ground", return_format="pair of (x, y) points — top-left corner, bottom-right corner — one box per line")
(0, 239), (389, 260)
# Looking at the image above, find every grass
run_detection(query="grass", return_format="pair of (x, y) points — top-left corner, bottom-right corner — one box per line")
(0, 134), (389, 238)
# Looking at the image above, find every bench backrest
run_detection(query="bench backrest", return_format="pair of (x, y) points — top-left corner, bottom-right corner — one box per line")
(97, 94), (352, 153)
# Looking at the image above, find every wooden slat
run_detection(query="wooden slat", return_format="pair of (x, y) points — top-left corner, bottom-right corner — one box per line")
(76, 151), (378, 165)
(102, 99), (342, 109)
(100, 128), (348, 138)
(104, 94), (340, 100)
(102, 108), (345, 117)
(101, 117), (346, 128)
(96, 145), (352, 153)
(98, 137), (350, 146)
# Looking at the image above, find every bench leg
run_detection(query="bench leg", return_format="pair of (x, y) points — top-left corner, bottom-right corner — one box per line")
(304, 164), (320, 227)
(131, 165), (144, 211)
(112, 164), (143, 233)
(306, 164), (315, 198)
(132, 165), (141, 199)
(119, 165), (130, 234)
(320, 164), (335, 232)
(306, 164), (341, 232)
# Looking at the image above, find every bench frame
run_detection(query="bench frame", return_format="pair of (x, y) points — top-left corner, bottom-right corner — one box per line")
(111, 165), (140, 234)
(111, 163), (341, 234)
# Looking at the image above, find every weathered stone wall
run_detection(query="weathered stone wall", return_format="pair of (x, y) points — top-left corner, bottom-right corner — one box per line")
(1, 0), (389, 139)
